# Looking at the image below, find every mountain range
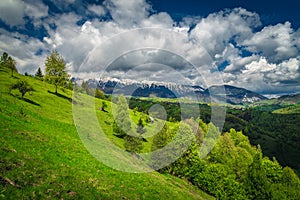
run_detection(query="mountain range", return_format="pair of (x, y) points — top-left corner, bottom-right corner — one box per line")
(85, 78), (268, 105)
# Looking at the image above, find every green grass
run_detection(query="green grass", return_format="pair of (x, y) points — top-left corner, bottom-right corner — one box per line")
(0, 66), (213, 199)
(273, 104), (300, 114)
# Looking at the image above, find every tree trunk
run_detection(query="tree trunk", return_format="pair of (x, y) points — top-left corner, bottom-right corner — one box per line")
(55, 84), (58, 94)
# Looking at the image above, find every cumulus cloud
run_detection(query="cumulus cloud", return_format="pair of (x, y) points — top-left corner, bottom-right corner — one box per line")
(104, 0), (152, 27)
(243, 22), (299, 63)
(189, 8), (260, 56)
(0, 0), (48, 27)
(0, 0), (26, 27)
(0, 28), (48, 74)
(0, 0), (299, 94)
(87, 4), (106, 16)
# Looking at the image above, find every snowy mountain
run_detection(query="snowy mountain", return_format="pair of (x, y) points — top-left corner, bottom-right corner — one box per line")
(85, 78), (267, 105)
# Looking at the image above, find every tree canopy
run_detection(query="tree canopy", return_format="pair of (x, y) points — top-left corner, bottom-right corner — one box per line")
(11, 80), (34, 99)
(44, 50), (70, 94)
(7, 56), (18, 77)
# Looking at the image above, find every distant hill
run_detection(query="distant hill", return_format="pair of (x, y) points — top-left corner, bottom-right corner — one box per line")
(277, 93), (300, 103)
(202, 85), (268, 105)
(250, 93), (300, 113)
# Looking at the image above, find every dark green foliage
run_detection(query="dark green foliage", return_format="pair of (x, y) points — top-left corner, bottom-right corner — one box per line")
(151, 123), (169, 151)
(128, 98), (211, 122)
(44, 50), (70, 94)
(80, 80), (94, 95)
(150, 123), (170, 170)
(124, 134), (143, 153)
(244, 148), (270, 199)
(95, 88), (105, 99)
(11, 80), (34, 99)
(35, 67), (43, 79)
(113, 95), (132, 138)
(136, 117), (146, 135)
(154, 120), (300, 199)
(101, 101), (107, 112)
(1, 52), (8, 63)
(7, 56), (18, 77)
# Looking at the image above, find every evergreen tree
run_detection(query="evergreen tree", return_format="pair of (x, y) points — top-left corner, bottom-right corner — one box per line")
(124, 134), (143, 153)
(151, 123), (169, 151)
(136, 117), (146, 135)
(44, 50), (70, 94)
(101, 101), (107, 112)
(0, 52), (8, 63)
(35, 67), (43, 79)
(113, 95), (132, 138)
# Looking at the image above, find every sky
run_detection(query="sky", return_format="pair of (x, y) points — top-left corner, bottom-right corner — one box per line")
(0, 0), (299, 95)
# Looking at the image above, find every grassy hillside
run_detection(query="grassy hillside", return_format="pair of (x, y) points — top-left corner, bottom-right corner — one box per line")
(273, 104), (300, 114)
(0, 66), (213, 199)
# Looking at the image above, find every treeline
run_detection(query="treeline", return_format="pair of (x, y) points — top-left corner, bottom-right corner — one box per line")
(1, 51), (110, 101)
(112, 95), (300, 199)
(128, 97), (300, 176)
(148, 120), (300, 199)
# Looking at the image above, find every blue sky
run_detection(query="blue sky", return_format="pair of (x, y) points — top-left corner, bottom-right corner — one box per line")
(0, 0), (299, 95)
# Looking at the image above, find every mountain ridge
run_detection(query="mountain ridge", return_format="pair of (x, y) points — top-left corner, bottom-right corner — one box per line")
(84, 78), (267, 105)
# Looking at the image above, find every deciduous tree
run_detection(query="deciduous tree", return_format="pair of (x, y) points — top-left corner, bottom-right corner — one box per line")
(44, 50), (70, 94)
(11, 80), (34, 99)
(7, 56), (17, 77)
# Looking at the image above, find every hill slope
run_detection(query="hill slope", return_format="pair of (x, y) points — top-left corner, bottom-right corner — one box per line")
(0, 66), (213, 199)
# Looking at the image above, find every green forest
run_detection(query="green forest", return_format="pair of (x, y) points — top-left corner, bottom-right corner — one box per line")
(1, 51), (300, 199)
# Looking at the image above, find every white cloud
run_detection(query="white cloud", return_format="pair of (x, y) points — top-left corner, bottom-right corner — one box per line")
(190, 8), (260, 56)
(87, 4), (106, 16)
(243, 22), (299, 63)
(103, 0), (152, 27)
(222, 56), (300, 94)
(0, 0), (299, 94)
(0, 0), (48, 28)
(141, 12), (174, 28)
(25, 1), (48, 20)
(0, 28), (48, 74)
(264, 57), (300, 84)
(0, 0), (26, 27)
(224, 54), (259, 72)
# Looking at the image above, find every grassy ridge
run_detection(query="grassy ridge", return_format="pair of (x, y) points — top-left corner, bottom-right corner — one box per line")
(0, 66), (213, 199)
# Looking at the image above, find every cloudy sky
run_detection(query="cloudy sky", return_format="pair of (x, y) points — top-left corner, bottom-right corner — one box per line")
(0, 0), (299, 95)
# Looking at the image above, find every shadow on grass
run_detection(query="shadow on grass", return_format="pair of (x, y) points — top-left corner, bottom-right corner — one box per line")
(48, 90), (72, 102)
(0, 68), (7, 73)
(23, 98), (40, 106)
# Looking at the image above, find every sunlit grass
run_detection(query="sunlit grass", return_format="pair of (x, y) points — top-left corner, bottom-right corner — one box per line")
(0, 65), (213, 199)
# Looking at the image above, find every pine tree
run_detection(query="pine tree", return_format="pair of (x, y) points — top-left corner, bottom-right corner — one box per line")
(136, 117), (146, 135)
(0, 52), (8, 63)
(35, 67), (43, 79)
(150, 123), (170, 170)
(113, 95), (132, 138)
(124, 134), (143, 153)
(151, 123), (169, 151)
